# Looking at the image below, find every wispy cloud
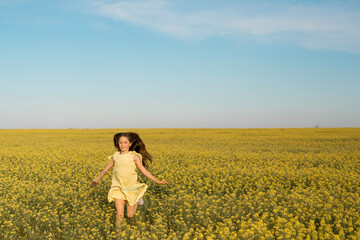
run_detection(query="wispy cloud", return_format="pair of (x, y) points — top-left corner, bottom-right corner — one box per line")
(91, 0), (360, 53)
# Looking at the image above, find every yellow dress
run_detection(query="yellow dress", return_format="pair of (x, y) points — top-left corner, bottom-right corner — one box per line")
(107, 151), (148, 206)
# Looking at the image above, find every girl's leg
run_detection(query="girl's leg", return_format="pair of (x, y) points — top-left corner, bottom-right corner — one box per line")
(114, 199), (125, 236)
(126, 201), (139, 218)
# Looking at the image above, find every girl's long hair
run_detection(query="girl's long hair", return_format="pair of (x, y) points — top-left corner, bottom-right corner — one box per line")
(113, 132), (152, 169)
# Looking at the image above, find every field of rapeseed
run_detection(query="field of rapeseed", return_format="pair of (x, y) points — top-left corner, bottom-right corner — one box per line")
(0, 128), (359, 239)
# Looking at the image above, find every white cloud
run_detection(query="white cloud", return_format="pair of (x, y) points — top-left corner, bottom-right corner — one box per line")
(91, 0), (360, 53)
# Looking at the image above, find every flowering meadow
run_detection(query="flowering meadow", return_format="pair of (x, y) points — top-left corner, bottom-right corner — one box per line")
(0, 128), (359, 239)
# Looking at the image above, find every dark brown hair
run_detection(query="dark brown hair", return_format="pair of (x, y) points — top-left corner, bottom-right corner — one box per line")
(113, 132), (152, 169)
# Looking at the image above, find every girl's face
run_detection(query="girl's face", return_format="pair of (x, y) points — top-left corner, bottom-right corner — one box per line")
(119, 136), (131, 153)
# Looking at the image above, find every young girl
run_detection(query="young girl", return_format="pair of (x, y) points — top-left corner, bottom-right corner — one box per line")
(89, 132), (168, 235)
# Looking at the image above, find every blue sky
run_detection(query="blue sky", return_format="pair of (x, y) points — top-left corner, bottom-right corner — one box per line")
(1, 0), (359, 128)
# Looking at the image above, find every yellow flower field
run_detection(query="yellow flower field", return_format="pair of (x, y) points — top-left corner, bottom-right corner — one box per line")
(0, 128), (359, 239)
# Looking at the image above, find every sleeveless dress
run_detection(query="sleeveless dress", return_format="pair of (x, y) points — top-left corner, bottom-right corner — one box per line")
(107, 151), (148, 206)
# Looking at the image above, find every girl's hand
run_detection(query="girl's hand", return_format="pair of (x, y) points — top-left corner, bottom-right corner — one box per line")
(157, 179), (169, 185)
(89, 180), (98, 186)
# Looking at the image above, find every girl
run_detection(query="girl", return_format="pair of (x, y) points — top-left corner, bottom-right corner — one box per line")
(89, 132), (168, 235)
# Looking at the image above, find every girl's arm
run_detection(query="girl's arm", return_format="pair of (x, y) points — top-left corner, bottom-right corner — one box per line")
(134, 155), (168, 185)
(89, 159), (114, 185)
